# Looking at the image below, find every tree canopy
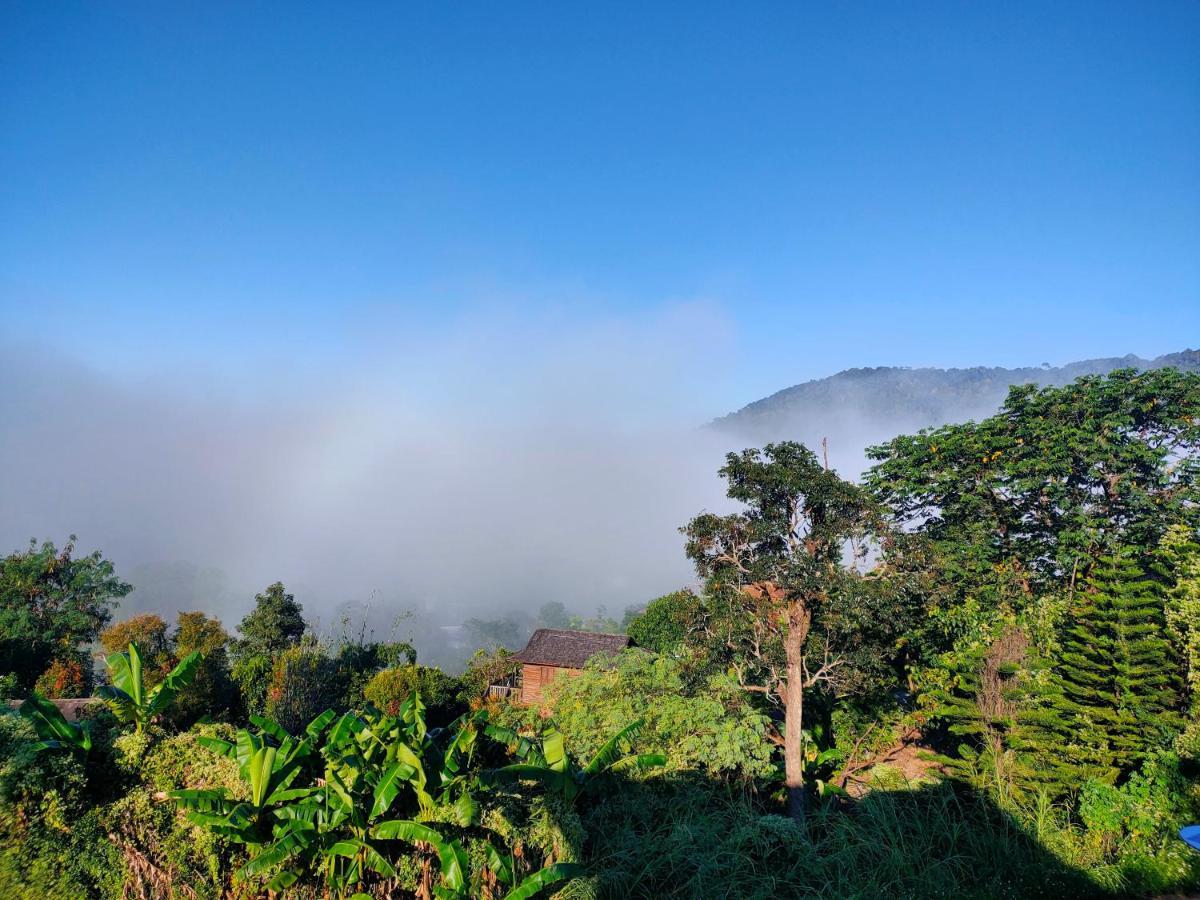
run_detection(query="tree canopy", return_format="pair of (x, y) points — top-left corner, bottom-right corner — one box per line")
(0, 537), (130, 688)
(232, 582), (306, 660)
(866, 368), (1200, 609)
(682, 441), (888, 820)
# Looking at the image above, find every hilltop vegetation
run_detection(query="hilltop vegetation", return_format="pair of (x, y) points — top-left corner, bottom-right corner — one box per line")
(712, 348), (1200, 455)
(1, 367), (1200, 897)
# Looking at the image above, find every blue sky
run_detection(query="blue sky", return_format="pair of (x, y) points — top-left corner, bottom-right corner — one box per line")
(2, 1), (1198, 409)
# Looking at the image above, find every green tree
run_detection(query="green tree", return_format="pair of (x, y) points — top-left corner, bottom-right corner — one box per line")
(622, 590), (734, 690)
(0, 537), (130, 688)
(100, 613), (173, 687)
(231, 582), (306, 714)
(923, 622), (1034, 797)
(331, 631), (417, 710)
(263, 643), (339, 735)
(232, 582), (306, 659)
(866, 369), (1200, 628)
(625, 590), (700, 653)
(536, 601), (571, 629)
(682, 442), (882, 821)
(529, 650), (776, 780)
(1020, 550), (1184, 791)
(1162, 525), (1200, 709)
(363, 664), (461, 725)
(232, 654), (274, 719)
(172, 611), (239, 725)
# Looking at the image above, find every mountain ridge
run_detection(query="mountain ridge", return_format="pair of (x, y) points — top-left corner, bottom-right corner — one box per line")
(711, 349), (1200, 460)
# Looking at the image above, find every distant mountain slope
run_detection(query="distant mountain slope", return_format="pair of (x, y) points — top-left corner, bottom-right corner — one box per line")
(711, 349), (1200, 468)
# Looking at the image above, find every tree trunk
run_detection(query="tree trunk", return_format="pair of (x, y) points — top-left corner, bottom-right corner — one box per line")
(784, 598), (811, 824)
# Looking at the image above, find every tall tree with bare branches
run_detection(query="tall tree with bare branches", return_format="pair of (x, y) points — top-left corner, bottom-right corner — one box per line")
(682, 441), (880, 822)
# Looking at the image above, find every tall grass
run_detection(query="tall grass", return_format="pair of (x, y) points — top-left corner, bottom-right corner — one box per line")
(570, 777), (1107, 900)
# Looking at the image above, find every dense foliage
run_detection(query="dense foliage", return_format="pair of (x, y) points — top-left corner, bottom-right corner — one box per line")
(500, 651), (776, 781)
(0, 537), (129, 690)
(2, 368), (1200, 896)
(681, 441), (886, 819)
(866, 367), (1200, 662)
(172, 700), (592, 898)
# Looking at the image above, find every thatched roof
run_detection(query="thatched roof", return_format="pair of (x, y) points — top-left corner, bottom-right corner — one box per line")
(511, 628), (630, 669)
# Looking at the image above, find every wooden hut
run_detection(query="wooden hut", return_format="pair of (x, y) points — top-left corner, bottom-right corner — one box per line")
(507, 628), (630, 705)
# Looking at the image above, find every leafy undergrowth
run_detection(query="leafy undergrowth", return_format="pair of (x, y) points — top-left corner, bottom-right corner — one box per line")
(569, 774), (1197, 900)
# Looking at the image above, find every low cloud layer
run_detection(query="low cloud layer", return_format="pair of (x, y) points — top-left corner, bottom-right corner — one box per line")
(1, 303), (759, 660)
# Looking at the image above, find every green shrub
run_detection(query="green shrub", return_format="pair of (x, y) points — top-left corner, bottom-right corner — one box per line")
(625, 589), (701, 653)
(363, 664), (462, 724)
(231, 652), (273, 717)
(170, 611), (239, 726)
(0, 673), (19, 700)
(334, 638), (417, 709)
(0, 806), (120, 900)
(264, 643), (339, 734)
(0, 712), (121, 898)
(1075, 753), (1200, 894)
(102, 724), (245, 899)
(578, 778), (1102, 899)
(519, 650), (776, 781)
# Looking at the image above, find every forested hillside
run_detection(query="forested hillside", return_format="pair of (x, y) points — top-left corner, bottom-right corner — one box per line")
(712, 349), (1200, 457)
(2, 367), (1200, 898)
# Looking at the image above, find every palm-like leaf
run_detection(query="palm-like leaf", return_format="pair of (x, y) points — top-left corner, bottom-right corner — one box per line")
(146, 650), (201, 719)
(305, 708), (337, 741)
(95, 684), (136, 724)
(370, 759), (415, 819)
(99, 642), (202, 731)
(607, 752), (667, 773)
(197, 734), (235, 758)
(483, 719), (660, 802)
(107, 642), (144, 708)
(20, 692), (92, 754)
(174, 702), (598, 898)
(327, 839), (396, 877)
(582, 719), (644, 776)
(479, 763), (577, 799)
(502, 863), (585, 900)
(542, 730), (568, 772)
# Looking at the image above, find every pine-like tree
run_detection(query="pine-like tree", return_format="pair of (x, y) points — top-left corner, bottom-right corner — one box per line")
(1020, 550), (1182, 791)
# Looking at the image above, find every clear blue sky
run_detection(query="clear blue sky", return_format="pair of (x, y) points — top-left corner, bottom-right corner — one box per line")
(2, 1), (1197, 407)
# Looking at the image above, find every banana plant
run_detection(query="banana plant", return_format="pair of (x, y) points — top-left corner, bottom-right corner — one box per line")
(481, 719), (665, 802)
(801, 724), (850, 799)
(317, 704), (580, 898)
(96, 641), (202, 733)
(176, 705), (431, 894)
(174, 699), (588, 898)
(369, 818), (583, 900)
(19, 692), (93, 754)
(172, 708), (334, 841)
